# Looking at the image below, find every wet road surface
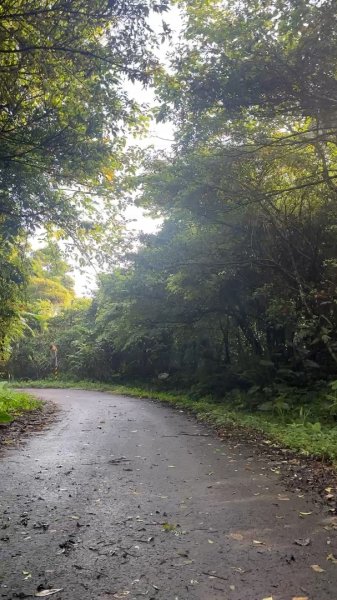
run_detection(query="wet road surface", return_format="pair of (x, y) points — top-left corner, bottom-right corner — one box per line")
(1, 388), (337, 600)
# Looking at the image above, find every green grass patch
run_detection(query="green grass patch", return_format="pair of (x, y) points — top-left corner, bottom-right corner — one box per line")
(0, 382), (42, 423)
(9, 378), (337, 462)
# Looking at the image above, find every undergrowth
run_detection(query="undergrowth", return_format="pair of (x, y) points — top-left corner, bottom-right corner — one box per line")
(0, 382), (42, 423)
(9, 378), (337, 462)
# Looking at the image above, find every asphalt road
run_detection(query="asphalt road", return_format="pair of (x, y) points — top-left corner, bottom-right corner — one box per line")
(1, 389), (337, 600)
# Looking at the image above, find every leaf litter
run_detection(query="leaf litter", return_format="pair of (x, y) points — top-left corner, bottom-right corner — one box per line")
(327, 553), (337, 564)
(311, 564), (325, 573)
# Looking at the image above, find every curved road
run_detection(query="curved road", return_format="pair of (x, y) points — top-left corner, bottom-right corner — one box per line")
(0, 389), (337, 600)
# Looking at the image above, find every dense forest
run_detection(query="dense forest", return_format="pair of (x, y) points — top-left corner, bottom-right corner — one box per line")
(3, 0), (337, 414)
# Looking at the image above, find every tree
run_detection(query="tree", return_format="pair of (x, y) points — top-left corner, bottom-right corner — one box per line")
(143, 0), (337, 381)
(0, 243), (27, 363)
(0, 0), (168, 352)
(158, 0), (337, 142)
(0, 0), (169, 239)
(8, 243), (81, 378)
(28, 242), (75, 310)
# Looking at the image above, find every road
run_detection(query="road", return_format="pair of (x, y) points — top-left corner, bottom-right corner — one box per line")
(0, 389), (337, 600)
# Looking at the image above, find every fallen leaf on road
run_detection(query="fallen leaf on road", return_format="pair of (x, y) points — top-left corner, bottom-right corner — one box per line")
(208, 539), (214, 544)
(22, 571), (32, 580)
(327, 553), (337, 564)
(292, 597), (309, 600)
(299, 512), (312, 517)
(261, 596), (273, 600)
(35, 590), (63, 597)
(311, 564), (325, 573)
(253, 540), (265, 545)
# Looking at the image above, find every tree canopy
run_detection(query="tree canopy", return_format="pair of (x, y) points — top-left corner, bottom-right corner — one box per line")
(0, 0), (169, 238)
(0, 0), (168, 355)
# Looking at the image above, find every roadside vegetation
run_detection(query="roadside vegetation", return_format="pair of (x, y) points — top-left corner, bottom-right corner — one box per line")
(0, 382), (41, 424)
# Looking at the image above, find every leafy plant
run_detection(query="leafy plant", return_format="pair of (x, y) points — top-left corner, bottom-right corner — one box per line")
(325, 380), (337, 417)
(0, 382), (41, 423)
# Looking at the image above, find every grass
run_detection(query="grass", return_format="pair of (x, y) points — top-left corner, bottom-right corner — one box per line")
(0, 382), (42, 423)
(10, 378), (337, 462)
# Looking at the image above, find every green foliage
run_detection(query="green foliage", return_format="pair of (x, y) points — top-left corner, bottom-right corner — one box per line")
(159, 0), (337, 143)
(0, 0), (169, 240)
(129, 0), (337, 391)
(5, 242), (80, 376)
(0, 382), (41, 422)
(325, 380), (337, 417)
(0, 244), (27, 361)
(0, 0), (169, 355)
